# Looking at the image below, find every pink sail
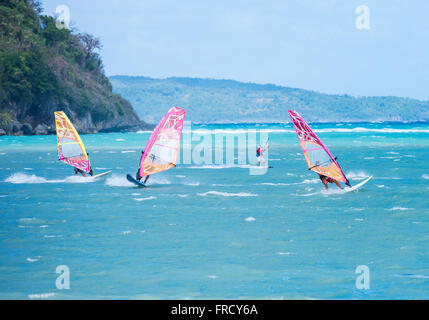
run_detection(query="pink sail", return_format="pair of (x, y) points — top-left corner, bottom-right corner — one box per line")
(139, 106), (186, 177)
(288, 110), (350, 186)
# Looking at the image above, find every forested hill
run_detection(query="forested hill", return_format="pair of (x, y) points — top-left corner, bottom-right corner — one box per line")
(110, 76), (429, 124)
(0, 0), (151, 136)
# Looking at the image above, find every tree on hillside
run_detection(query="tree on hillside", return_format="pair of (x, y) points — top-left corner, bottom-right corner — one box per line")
(77, 32), (102, 61)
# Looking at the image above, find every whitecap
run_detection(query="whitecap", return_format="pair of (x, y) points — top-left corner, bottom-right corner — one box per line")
(301, 179), (319, 184)
(121, 150), (136, 153)
(197, 191), (258, 197)
(27, 256), (41, 263)
(388, 207), (414, 211)
(134, 196), (157, 202)
(28, 293), (56, 299)
(105, 174), (134, 187)
(396, 274), (429, 279)
(5, 173), (94, 184)
(5, 173), (62, 184)
(345, 171), (370, 180)
(245, 217), (255, 222)
(257, 182), (300, 186)
(184, 182), (200, 186)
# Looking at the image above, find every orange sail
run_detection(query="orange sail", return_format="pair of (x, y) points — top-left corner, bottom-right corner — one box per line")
(139, 106), (186, 177)
(288, 110), (350, 186)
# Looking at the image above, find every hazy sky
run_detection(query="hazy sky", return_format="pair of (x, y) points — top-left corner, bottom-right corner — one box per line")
(41, 0), (429, 100)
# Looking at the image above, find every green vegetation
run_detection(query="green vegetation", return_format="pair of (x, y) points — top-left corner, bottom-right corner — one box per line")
(0, 0), (143, 135)
(110, 76), (429, 124)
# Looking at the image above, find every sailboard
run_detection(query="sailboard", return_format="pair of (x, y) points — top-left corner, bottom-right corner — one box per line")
(288, 110), (351, 187)
(128, 106), (186, 186)
(340, 176), (372, 193)
(126, 174), (147, 187)
(92, 170), (112, 179)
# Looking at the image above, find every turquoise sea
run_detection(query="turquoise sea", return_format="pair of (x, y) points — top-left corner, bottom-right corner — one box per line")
(1, 122), (429, 299)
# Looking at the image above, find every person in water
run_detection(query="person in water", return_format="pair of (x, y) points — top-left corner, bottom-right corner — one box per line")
(319, 174), (343, 190)
(256, 145), (269, 166)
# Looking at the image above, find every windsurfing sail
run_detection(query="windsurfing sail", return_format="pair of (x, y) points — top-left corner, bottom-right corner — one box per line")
(54, 111), (91, 173)
(138, 106), (186, 177)
(288, 110), (351, 186)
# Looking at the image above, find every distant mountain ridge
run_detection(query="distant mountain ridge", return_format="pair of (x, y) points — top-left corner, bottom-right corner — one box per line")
(110, 75), (429, 124)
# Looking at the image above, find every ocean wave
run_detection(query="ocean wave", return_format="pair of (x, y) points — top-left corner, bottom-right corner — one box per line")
(314, 128), (429, 133)
(422, 174), (429, 180)
(345, 171), (370, 180)
(301, 179), (320, 184)
(134, 196), (157, 202)
(28, 293), (56, 299)
(183, 182), (200, 186)
(150, 176), (171, 185)
(27, 256), (41, 263)
(257, 182), (299, 186)
(276, 252), (294, 255)
(105, 174), (134, 187)
(197, 191), (258, 197)
(5, 173), (93, 184)
(121, 150), (136, 153)
(388, 207), (414, 211)
(395, 274), (429, 279)
(181, 127), (429, 134)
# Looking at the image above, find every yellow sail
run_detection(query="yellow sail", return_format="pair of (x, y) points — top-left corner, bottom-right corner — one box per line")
(54, 111), (91, 172)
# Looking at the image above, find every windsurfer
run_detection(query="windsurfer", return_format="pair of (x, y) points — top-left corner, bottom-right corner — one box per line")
(319, 174), (343, 190)
(257, 145), (269, 166)
(74, 167), (86, 176)
(74, 166), (93, 177)
(136, 168), (150, 184)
